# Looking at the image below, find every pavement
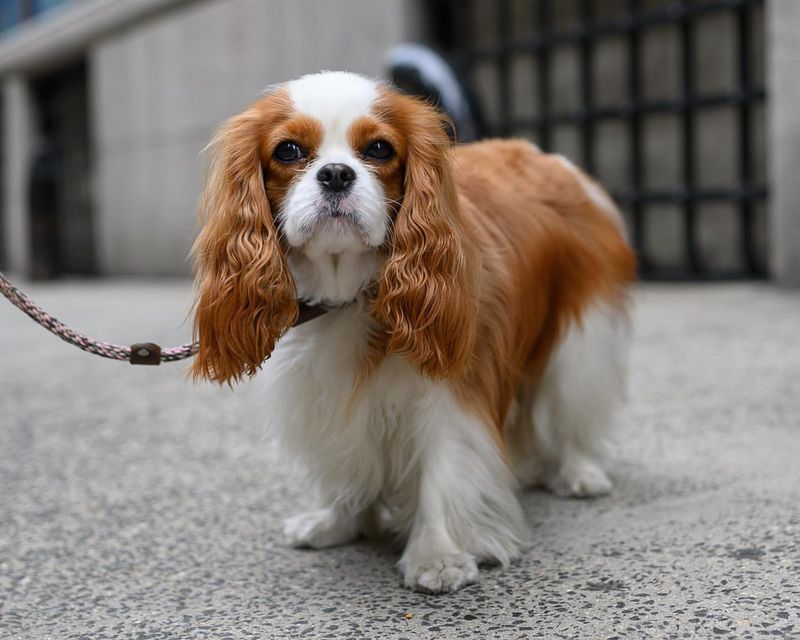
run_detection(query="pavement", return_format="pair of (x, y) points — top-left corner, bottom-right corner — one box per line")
(1, 278), (799, 639)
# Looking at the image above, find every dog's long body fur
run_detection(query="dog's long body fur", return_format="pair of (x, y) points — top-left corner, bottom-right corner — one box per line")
(192, 72), (636, 593)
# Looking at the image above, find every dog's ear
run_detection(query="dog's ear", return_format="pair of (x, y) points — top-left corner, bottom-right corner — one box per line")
(192, 100), (298, 384)
(372, 93), (476, 378)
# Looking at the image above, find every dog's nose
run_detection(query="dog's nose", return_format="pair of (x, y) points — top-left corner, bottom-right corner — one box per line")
(317, 163), (356, 193)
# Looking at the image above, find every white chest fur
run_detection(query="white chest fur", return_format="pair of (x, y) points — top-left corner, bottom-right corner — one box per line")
(262, 303), (423, 513)
(261, 303), (528, 574)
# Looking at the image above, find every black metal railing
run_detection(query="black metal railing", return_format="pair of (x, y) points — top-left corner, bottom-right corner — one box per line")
(431, 0), (767, 279)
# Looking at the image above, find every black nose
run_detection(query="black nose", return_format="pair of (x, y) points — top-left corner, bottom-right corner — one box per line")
(317, 163), (356, 193)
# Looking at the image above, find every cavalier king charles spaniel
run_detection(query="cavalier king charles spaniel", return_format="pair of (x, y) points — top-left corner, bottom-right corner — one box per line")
(192, 71), (636, 593)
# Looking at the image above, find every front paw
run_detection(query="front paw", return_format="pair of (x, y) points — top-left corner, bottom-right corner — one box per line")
(401, 552), (479, 594)
(547, 456), (613, 498)
(283, 508), (359, 549)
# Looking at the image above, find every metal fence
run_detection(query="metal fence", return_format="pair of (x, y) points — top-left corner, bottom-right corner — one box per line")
(430, 0), (767, 279)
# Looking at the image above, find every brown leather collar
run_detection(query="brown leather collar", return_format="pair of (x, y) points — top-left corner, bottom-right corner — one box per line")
(295, 285), (375, 327)
(295, 301), (331, 326)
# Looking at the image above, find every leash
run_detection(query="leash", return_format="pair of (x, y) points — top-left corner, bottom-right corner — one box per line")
(0, 271), (328, 366)
(0, 271), (197, 365)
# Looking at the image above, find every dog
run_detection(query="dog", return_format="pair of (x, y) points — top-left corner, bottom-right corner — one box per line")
(191, 71), (636, 593)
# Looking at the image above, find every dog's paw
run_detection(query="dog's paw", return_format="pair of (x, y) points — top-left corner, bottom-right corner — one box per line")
(283, 508), (359, 549)
(402, 552), (479, 594)
(547, 456), (612, 498)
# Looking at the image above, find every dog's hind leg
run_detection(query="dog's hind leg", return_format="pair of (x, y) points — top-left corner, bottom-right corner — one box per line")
(508, 300), (631, 497)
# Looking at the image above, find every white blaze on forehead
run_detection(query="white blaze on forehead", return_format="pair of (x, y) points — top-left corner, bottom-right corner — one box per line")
(278, 71), (390, 270)
(286, 71), (378, 150)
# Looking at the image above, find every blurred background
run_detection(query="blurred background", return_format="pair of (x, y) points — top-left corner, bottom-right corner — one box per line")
(0, 0), (797, 284)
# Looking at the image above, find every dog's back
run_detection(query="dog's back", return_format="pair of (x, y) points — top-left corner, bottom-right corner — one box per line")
(450, 139), (636, 433)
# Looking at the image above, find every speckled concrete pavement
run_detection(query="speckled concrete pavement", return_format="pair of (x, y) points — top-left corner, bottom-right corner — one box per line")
(1, 280), (799, 639)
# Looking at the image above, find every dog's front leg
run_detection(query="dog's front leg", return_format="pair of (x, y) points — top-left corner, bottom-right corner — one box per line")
(283, 504), (364, 549)
(398, 385), (528, 593)
(399, 493), (480, 594)
(398, 387), (485, 594)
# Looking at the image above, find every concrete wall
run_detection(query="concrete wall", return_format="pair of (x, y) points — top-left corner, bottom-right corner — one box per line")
(1, 76), (35, 275)
(767, 0), (800, 286)
(0, 0), (193, 275)
(90, 0), (423, 275)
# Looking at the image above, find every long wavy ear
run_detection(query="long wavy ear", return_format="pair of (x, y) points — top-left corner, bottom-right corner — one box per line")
(372, 93), (476, 378)
(192, 102), (297, 384)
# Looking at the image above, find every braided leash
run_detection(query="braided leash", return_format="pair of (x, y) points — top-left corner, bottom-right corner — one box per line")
(0, 271), (197, 365)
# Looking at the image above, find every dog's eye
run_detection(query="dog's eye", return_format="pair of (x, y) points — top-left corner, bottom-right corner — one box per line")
(363, 140), (394, 161)
(274, 141), (305, 163)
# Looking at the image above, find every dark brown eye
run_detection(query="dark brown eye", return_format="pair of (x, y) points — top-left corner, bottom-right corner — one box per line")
(363, 140), (394, 161)
(274, 141), (305, 163)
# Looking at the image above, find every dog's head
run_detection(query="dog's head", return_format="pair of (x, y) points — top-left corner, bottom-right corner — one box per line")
(192, 71), (475, 384)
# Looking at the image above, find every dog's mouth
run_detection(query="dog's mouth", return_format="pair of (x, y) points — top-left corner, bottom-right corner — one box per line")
(323, 208), (354, 222)
(299, 205), (372, 245)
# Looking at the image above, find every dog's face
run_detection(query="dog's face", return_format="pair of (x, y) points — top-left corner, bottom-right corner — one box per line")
(268, 73), (403, 255)
(192, 72), (475, 385)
